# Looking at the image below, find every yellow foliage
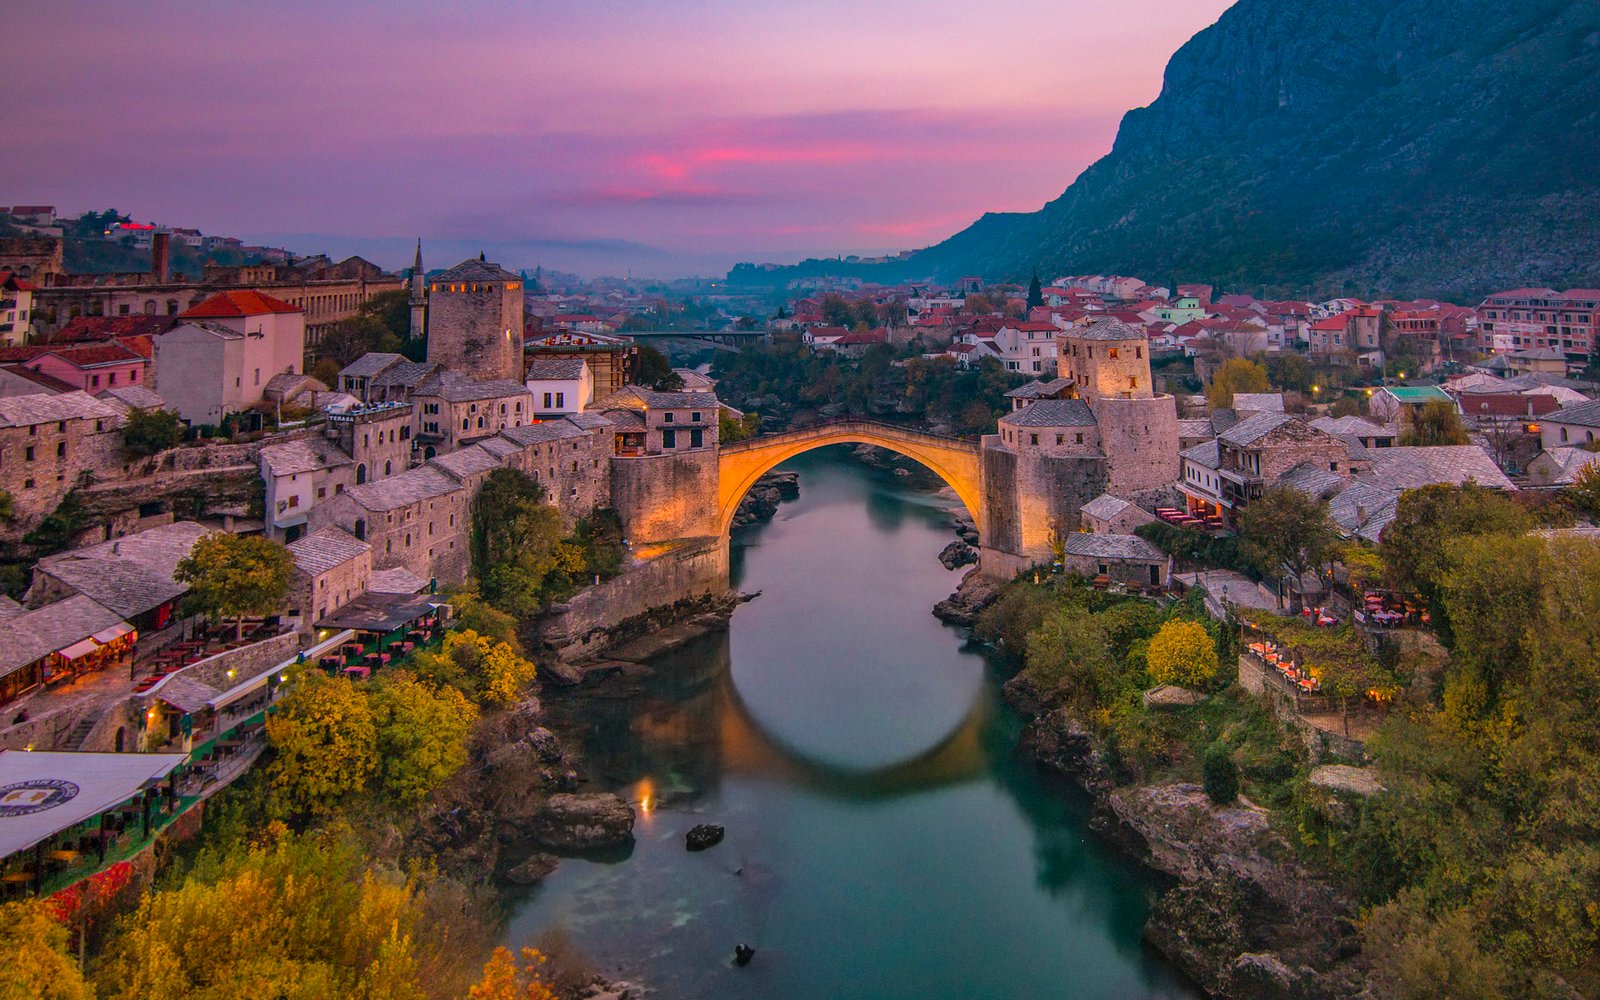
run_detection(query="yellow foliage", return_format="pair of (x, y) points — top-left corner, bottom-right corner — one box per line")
(1145, 619), (1219, 688)
(480, 642), (538, 707)
(0, 900), (93, 1000)
(468, 948), (556, 1000)
(265, 670), (377, 815)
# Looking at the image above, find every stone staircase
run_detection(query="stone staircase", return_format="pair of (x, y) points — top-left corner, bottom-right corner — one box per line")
(61, 710), (103, 751)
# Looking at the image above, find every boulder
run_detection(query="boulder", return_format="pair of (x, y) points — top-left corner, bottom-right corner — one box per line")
(938, 540), (979, 570)
(932, 569), (1002, 627)
(504, 852), (561, 885)
(526, 793), (635, 851)
(686, 823), (725, 851)
(1142, 684), (1203, 709)
(1309, 765), (1384, 798)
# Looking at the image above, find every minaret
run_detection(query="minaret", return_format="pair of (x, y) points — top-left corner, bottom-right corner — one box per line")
(408, 239), (426, 341)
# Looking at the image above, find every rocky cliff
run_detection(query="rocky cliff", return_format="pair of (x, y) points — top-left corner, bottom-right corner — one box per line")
(736, 0), (1600, 299)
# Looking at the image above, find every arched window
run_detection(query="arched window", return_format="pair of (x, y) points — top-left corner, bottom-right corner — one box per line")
(356, 463), (367, 484)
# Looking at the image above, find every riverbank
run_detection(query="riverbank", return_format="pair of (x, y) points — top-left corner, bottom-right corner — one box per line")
(945, 566), (1373, 998)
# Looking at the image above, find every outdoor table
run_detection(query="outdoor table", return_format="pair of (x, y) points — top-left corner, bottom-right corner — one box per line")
(344, 666), (372, 680)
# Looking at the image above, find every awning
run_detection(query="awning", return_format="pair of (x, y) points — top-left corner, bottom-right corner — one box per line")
(91, 623), (135, 644)
(58, 639), (100, 661)
(0, 750), (189, 859)
(208, 629), (355, 712)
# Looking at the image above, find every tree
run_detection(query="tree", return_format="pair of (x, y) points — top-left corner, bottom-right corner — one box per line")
(369, 671), (477, 806)
(961, 293), (997, 315)
(718, 409), (761, 443)
(471, 469), (586, 616)
(1026, 271), (1043, 311)
(1206, 357), (1271, 409)
(1566, 460), (1600, 519)
(1268, 354), (1312, 393)
(411, 629), (536, 706)
(318, 314), (398, 368)
(1398, 399), (1468, 446)
(0, 900), (93, 1000)
(1146, 619), (1219, 687)
(469, 948), (557, 1000)
(1378, 483), (1529, 622)
(174, 532), (295, 639)
(630, 345), (683, 391)
(479, 642), (538, 707)
(357, 288), (412, 342)
(121, 407), (184, 457)
(1439, 533), (1547, 706)
(264, 672), (377, 816)
(1238, 486), (1337, 610)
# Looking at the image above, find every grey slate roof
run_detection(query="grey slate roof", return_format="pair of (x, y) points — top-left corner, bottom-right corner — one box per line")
(1232, 393), (1285, 413)
(0, 391), (120, 428)
(1066, 318), (1147, 341)
(1279, 462), (1349, 500)
(287, 527), (370, 576)
(368, 567), (427, 595)
(0, 595), (126, 676)
(435, 258), (521, 283)
(1328, 482), (1401, 544)
(1547, 399), (1600, 429)
(344, 466), (461, 512)
(1000, 398), (1096, 427)
(501, 420), (589, 447)
(1359, 446), (1515, 491)
(95, 385), (169, 412)
(1081, 494), (1135, 521)
(153, 675), (223, 714)
(525, 358), (588, 381)
(563, 412), (613, 431)
(1181, 440), (1221, 469)
(339, 353), (404, 379)
(1217, 410), (1303, 447)
(429, 444), (503, 481)
(260, 436), (352, 477)
(593, 385), (718, 410)
(1310, 415), (1395, 439)
(369, 361), (441, 392)
(1004, 378), (1071, 399)
(416, 370), (529, 402)
(35, 521), (210, 619)
(1178, 418), (1216, 439)
(1062, 532), (1164, 561)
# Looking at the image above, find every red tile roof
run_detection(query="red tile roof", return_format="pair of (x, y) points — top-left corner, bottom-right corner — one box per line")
(29, 343), (146, 368)
(0, 364), (75, 393)
(179, 289), (302, 318)
(52, 315), (180, 342)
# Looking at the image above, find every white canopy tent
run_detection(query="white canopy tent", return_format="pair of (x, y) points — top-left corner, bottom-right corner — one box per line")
(0, 750), (189, 859)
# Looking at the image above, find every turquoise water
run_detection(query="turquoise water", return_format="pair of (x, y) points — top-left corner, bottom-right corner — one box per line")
(506, 447), (1196, 1000)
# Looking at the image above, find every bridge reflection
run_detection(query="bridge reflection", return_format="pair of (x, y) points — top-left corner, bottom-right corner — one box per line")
(543, 630), (992, 810)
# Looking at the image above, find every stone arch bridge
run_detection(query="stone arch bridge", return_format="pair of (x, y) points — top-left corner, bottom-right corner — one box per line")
(716, 419), (983, 539)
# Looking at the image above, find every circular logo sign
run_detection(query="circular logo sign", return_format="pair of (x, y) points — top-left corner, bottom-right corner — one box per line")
(0, 779), (79, 817)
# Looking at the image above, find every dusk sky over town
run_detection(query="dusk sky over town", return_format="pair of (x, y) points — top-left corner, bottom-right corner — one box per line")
(7, 0), (1231, 274)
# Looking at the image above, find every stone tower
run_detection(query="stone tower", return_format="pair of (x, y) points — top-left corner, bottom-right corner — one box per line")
(408, 240), (426, 341)
(1058, 318), (1180, 496)
(425, 255), (525, 381)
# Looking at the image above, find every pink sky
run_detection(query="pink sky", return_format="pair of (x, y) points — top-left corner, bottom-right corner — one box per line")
(4, 0), (1233, 275)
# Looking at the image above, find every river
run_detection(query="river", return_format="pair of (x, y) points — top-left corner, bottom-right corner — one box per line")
(506, 446), (1197, 1000)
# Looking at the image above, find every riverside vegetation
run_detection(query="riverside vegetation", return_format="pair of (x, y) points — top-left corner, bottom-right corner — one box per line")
(0, 470), (640, 1000)
(977, 482), (1600, 998)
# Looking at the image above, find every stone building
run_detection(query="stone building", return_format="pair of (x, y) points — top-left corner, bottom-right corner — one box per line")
(259, 436), (354, 541)
(1060, 532), (1170, 588)
(1178, 412), (1351, 524)
(0, 236), (63, 283)
(1079, 493), (1157, 535)
(307, 464), (474, 587)
(593, 387), (721, 546)
(336, 353), (441, 406)
(425, 257), (524, 382)
(285, 526), (372, 631)
(982, 399), (1109, 566)
(0, 391), (125, 525)
(499, 415), (613, 518)
(525, 329), (635, 400)
(153, 291), (306, 425)
(328, 400), (414, 483)
(1057, 319), (1181, 496)
(412, 370), (533, 455)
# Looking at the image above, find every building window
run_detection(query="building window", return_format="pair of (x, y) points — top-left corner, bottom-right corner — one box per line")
(1075, 433), (1084, 445)
(1108, 347), (1118, 359)
(555, 392), (564, 408)
(543, 393), (552, 408)
(56, 442), (65, 458)
(691, 411), (701, 423)
(24, 446), (33, 462)
(664, 412), (674, 423)
(690, 428), (703, 448)
(663, 428), (677, 449)
(1056, 434), (1064, 445)
(91, 374), (100, 388)
(254, 368), (261, 386)
(1030, 433), (1039, 446)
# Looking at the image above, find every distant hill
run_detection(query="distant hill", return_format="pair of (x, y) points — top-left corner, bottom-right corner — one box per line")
(733, 0), (1600, 300)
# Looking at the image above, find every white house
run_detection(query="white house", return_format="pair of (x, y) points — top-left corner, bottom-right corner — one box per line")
(154, 290), (305, 425)
(525, 357), (593, 418)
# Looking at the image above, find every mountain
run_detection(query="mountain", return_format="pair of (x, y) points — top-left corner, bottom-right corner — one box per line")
(733, 0), (1600, 299)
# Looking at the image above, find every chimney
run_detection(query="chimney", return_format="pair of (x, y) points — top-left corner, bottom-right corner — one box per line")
(151, 231), (171, 283)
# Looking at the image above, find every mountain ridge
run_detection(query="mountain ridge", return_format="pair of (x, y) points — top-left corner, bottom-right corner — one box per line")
(732, 0), (1600, 300)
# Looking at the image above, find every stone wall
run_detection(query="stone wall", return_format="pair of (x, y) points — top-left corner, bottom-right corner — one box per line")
(425, 282), (524, 382)
(151, 630), (301, 694)
(0, 415), (126, 526)
(611, 451), (719, 545)
(535, 537), (730, 660)
(1093, 394), (1181, 496)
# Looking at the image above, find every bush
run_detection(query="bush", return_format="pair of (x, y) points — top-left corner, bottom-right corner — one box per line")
(1203, 743), (1240, 804)
(1146, 619), (1220, 688)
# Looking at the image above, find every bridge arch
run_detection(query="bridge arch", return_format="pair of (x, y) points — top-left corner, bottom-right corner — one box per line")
(715, 420), (983, 540)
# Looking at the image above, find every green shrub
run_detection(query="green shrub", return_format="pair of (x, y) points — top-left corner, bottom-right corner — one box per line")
(1203, 743), (1239, 804)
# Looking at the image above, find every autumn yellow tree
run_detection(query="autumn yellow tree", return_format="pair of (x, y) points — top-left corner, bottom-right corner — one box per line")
(479, 643), (538, 707)
(411, 630), (536, 707)
(369, 670), (478, 806)
(265, 671), (377, 815)
(1146, 619), (1219, 688)
(469, 948), (557, 1000)
(1206, 357), (1272, 409)
(0, 900), (93, 1000)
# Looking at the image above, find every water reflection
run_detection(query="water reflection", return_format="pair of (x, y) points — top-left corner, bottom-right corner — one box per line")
(513, 450), (1196, 1000)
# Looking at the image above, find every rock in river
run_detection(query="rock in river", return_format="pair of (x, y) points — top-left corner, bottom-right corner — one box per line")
(527, 793), (636, 851)
(686, 823), (725, 851)
(938, 540), (978, 570)
(504, 852), (561, 885)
